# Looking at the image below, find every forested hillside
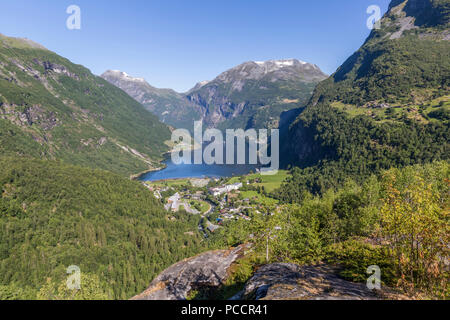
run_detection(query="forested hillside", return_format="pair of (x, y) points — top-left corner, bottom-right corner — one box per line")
(0, 34), (171, 176)
(213, 161), (449, 298)
(0, 157), (207, 300)
(280, 0), (450, 201)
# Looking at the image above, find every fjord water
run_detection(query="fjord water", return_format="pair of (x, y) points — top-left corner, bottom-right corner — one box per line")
(139, 143), (257, 181)
(139, 159), (256, 181)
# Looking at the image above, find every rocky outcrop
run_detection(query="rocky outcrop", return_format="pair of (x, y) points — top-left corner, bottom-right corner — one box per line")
(132, 245), (250, 300)
(133, 254), (408, 300)
(40, 60), (80, 80)
(0, 103), (59, 131)
(235, 263), (388, 300)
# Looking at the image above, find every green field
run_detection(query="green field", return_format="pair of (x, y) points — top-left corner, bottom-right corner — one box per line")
(146, 178), (192, 188)
(239, 190), (279, 206)
(331, 95), (449, 124)
(228, 170), (289, 192)
(190, 200), (211, 214)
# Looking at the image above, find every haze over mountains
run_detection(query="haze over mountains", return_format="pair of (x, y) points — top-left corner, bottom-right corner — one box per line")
(102, 58), (327, 131)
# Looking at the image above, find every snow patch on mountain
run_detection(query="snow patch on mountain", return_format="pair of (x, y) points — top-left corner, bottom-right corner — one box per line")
(105, 70), (146, 83)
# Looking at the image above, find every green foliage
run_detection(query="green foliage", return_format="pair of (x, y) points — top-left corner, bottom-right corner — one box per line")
(0, 120), (45, 158)
(313, 36), (449, 105)
(280, 104), (449, 202)
(283, 204), (325, 264)
(282, 2), (449, 201)
(217, 162), (448, 297)
(0, 157), (207, 299)
(0, 283), (36, 300)
(214, 254), (261, 300)
(379, 163), (449, 296)
(212, 218), (249, 248)
(325, 240), (397, 286)
(37, 273), (109, 300)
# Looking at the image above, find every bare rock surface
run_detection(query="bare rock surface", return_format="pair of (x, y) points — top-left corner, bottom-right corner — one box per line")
(238, 263), (406, 300)
(133, 251), (409, 300)
(132, 245), (249, 300)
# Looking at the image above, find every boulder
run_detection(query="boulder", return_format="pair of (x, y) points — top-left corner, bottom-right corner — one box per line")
(132, 245), (249, 300)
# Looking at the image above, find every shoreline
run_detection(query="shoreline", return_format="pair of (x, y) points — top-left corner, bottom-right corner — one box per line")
(130, 163), (168, 181)
(132, 143), (263, 182)
(130, 148), (174, 181)
(145, 176), (214, 184)
(147, 175), (225, 183)
(131, 143), (203, 181)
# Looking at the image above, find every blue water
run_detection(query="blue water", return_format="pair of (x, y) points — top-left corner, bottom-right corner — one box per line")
(139, 159), (256, 181)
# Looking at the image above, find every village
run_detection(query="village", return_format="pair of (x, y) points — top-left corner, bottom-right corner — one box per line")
(141, 171), (288, 235)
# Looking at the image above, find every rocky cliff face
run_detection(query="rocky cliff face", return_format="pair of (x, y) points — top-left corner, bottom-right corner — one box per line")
(186, 59), (328, 129)
(103, 59), (327, 131)
(101, 70), (203, 130)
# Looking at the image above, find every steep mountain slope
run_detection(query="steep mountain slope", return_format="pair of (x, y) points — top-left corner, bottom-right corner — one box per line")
(186, 59), (328, 129)
(0, 34), (171, 176)
(309, 0), (449, 106)
(101, 70), (203, 130)
(280, 0), (449, 200)
(0, 157), (207, 299)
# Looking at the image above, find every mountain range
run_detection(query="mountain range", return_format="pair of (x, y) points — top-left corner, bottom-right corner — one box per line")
(102, 59), (327, 131)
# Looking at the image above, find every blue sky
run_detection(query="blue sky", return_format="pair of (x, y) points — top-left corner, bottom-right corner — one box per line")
(0, 0), (390, 92)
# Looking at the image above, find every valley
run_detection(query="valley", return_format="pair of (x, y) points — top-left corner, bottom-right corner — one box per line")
(0, 0), (449, 302)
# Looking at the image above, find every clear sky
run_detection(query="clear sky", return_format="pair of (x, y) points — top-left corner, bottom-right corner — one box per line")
(0, 0), (390, 92)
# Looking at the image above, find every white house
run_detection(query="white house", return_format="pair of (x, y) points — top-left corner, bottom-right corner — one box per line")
(210, 183), (243, 197)
(166, 193), (181, 212)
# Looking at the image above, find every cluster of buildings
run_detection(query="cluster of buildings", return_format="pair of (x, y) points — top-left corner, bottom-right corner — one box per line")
(164, 192), (201, 214)
(209, 182), (243, 197)
(144, 180), (257, 234)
